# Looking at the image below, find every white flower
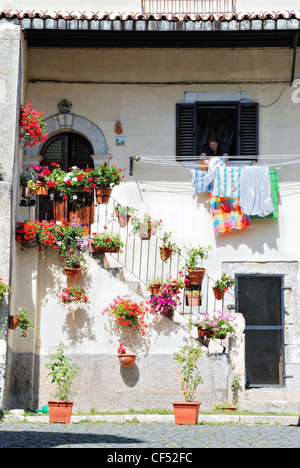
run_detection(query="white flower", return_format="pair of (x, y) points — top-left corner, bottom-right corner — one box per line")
(72, 177), (77, 182)
(63, 176), (70, 182)
(73, 195), (78, 200)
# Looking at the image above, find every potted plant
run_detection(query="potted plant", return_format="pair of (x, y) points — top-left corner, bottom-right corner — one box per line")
(185, 244), (212, 285)
(102, 295), (152, 336)
(131, 213), (163, 240)
(117, 341), (137, 367)
(0, 278), (13, 303)
(149, 275), (185, 319)
(91, 161), (124, 203)
(173, 345), (205, 425)
(57, 285), (89, 308)
(90, 231), (124, 254)
(26, 165), (51, 195)
(113, 204), (138, 228)
(185, 290), (202, 307)
(146, 276), (164, 295)
(61, 248), (88, 279)
(46, 166), (97, 202)
(213, 273), (236, 300)
(14, 308), (35, 337)
(46, 343), (79, 423)
(159, 231), (181, 262)
(191, 311), (237, 341)
(15, 220), (41, 248)
(19, 102), (47, 147)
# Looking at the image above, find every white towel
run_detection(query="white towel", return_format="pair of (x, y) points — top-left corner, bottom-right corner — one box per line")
(239, 166), (273, 217)
(203, 157), (226, 190)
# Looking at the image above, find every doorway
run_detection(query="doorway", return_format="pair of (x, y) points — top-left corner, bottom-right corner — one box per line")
(236, 274), (285, 387)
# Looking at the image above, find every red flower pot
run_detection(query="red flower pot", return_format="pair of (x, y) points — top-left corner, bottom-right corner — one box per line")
(48, 400), (74, 424)
(64, 267), (81, 279)
(212, 287), (225, 300)
(159, 247), (173, 262)
(149, 284), (162, 295)
(172, 402), (201, 425)
(118, 214), (131, 228)
(197, 327), (214, 340)
(187, 268), (206, 285)
(118, 354), (137, 367)
(9, 316), (20, 330)
(35, 182), (48, 196)
(96, 188), (112, 204)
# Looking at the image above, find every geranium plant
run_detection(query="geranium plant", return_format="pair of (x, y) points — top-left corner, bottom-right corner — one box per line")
(117, 341), (126, 354)
(46, 166), (96, 201)
(90, 231), (124, 253)
(15, 220), (41, 245)
(58, 285), (89, 306)
(190, 311), (237, 340)
(61, 248), (88, 271)
(0, 279), (13, 303)
(19, 103), (47, 147)
(131, 213), (163, 239)
(214, 273), (236, 292)
(102, 295), (151, 335)
(91, 160), (124, 189)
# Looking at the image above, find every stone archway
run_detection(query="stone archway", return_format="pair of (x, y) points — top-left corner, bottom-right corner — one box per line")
(23, 113), (111, 167)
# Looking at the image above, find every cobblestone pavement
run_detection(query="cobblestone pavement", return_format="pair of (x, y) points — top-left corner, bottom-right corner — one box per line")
(0, 422), (299, 448)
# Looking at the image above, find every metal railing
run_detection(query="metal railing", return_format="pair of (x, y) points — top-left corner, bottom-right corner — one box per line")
(141, 0), (236, 14)
(93, 196), (231, 317)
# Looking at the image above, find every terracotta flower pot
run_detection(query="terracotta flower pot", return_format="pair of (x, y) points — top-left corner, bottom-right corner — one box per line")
(172, 401), (201, 425)
(159, 247), (173, 262)
(90, 242), (119, 254)
(21, 186), (32, 198)
(35, 182), (48, 196)
(118, 214), (131, 228)
(118, 354), (137, 367)
(187, 268), (206, 285)
(9, 316), (20, 330)
(149, 284), (162, 295)
(96, 187), (112, 204)
(197, 327), (214, 340)
(64, 267), (81, 279)
(212, 287), (225, 300)
(48, 400), (74, 424)
(186, 292), (201, 307)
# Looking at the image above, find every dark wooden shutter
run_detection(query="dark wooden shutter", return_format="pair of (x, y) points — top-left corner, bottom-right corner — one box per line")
(176, 103), (195, 160)
(239, 102), (258, 160)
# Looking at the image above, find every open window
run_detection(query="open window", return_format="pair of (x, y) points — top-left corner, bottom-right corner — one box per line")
(176, 101), (258, 162)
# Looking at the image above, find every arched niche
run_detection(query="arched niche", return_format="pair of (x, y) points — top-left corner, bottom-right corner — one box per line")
(23, 113), (111, 168)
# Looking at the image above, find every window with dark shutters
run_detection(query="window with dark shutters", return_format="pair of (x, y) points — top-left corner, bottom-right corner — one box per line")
(176, 101), (258, 161)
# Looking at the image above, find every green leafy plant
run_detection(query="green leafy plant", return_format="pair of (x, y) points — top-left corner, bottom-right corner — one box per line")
(159, 231), (181, 262)
(174, 345), (206, 402)
(214, 273), (236, 292)
(61, 248), (88, 271)
(113, 204), (137, 217)
(46, 343), (79, 401)
(91, 231), (124, 252)
(17, 308), (35, 338)
(0, 279), (13, 303)
(185, 244), (212, 271)
(91, 160), (124, 188)
(231, 376), (241, 393)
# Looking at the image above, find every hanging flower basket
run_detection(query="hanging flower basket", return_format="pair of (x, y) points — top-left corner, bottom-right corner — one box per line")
(9, 316), (20, 330)
(96, 187), (112, 204)
(159, 247), (173, 262)
(212, 287), (225, 300)
(35, 181), (48, 196)
(118, 354), (137, 367)
(90, 232), (123, 254)
(118, 214), (132, 228)
(187, 268), (206, 285)
(19, 103), (47, 147)
(64, 267), (82, 279)
(186, 291), (201, 306)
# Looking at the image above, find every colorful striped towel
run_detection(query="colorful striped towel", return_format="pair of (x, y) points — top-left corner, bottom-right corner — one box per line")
(212, 167), (242, 198)
(210, 195), (251, 235)
(191, 169), (214, 194)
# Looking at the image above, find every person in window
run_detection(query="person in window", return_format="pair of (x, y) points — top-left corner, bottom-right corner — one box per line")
(199, 134), (229, 167)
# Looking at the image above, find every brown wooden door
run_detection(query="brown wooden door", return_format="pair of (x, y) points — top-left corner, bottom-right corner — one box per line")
(38, 132), (95, 230)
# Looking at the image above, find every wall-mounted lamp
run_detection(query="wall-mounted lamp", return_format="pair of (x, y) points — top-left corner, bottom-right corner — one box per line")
(129, 156), (140, 176)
